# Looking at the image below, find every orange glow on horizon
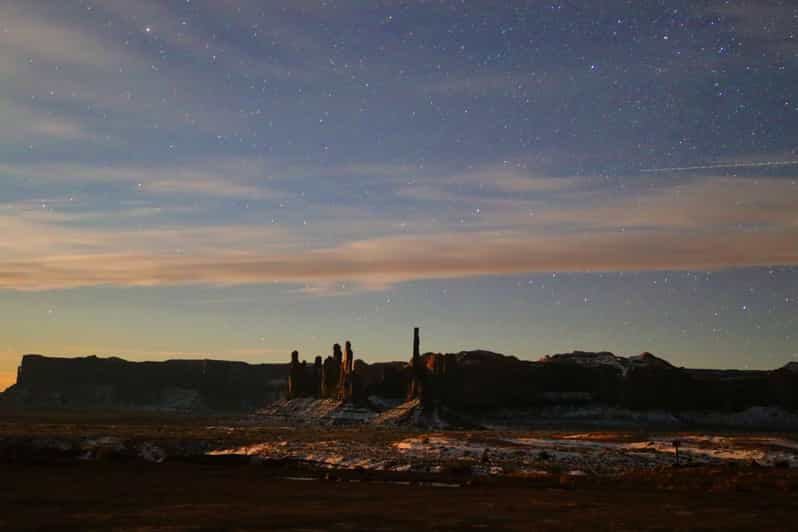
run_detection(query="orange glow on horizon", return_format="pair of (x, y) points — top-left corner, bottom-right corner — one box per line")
(0, 371), (17, 393)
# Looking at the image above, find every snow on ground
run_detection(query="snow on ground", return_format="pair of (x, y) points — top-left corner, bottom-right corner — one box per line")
(680, 406), (798, 428)
(208, 439), (397, 471)
(485, 405), (798, 429)
(252, 397), (798, 431)
(540, 351), (670, 377)
(259, 398), (452, 429)
(372, 399), (452, 429)
(207, 431), (798, 476)
(218, 398), (798, 475)
(255, 398), (377, 425)
(371, 399), (421, 426)
(23, 436), (169, 463)
(505, 434), (798, 469)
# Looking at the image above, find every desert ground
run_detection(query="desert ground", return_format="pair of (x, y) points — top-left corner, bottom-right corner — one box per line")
(2, 408), (797, 530)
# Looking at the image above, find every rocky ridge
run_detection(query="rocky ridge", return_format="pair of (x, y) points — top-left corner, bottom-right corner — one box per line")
(3, 334), (798, 427)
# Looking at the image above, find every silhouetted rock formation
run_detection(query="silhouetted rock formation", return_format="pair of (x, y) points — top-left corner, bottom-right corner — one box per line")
(414, 348), (798, 413)
(321, 344), (342, 399)
(408, 327), (424, 401)
(401, 331), (798, 414)
(5, 330), (798, 418)
(4, 354), (287, 411)
(286, 341), (371, 404)
(288, 351), (317, 399)
(407, 327), (461, 406)
(339, 341), (355, 402)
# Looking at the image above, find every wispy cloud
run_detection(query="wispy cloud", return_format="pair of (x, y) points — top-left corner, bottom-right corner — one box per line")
(1, 177), (796, 292)
(0, 5), (126, 69)
(0, 159), (280, 199)
(140, 179), (274, 199)
(489, 177), (798, 231)
(399, 164), (584, 202)
(0, 97), (97, 142)
(1, 227), (795, 293)
(0, 2), (275, 147)
(0, 2), (796, 296)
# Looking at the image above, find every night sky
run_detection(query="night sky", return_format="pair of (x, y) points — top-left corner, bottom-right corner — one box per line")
(1, 1), (797, 389)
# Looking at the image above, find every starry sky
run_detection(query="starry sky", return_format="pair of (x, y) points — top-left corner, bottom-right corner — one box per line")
(1, 1), (797, 389)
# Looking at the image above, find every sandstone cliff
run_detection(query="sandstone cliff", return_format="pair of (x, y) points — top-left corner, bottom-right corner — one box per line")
(4, 354), (288, 411)
(406, 349), (798, 413)
(4, 346), (798, 417)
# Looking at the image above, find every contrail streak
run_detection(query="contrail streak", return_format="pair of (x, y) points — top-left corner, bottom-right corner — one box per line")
(641, 160), (798, 173)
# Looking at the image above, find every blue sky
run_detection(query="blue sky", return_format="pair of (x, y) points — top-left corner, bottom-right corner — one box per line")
(1, 1), (797, 388)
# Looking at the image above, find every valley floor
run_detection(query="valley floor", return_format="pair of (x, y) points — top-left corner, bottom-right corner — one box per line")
(1, 409), (797, 530)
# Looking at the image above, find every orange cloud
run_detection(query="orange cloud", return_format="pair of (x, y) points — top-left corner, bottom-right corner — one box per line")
(0, 158), (280, 199)
(0, 227), (796, 292)
(1, 176), (796, 292)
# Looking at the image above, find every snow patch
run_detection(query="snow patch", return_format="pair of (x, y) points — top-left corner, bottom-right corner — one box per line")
(256, 398), (377, 425)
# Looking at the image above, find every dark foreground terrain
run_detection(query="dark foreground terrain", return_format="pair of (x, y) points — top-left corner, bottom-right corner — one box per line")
(4, 461), (798, 531)
(2, 410), (797, 531)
